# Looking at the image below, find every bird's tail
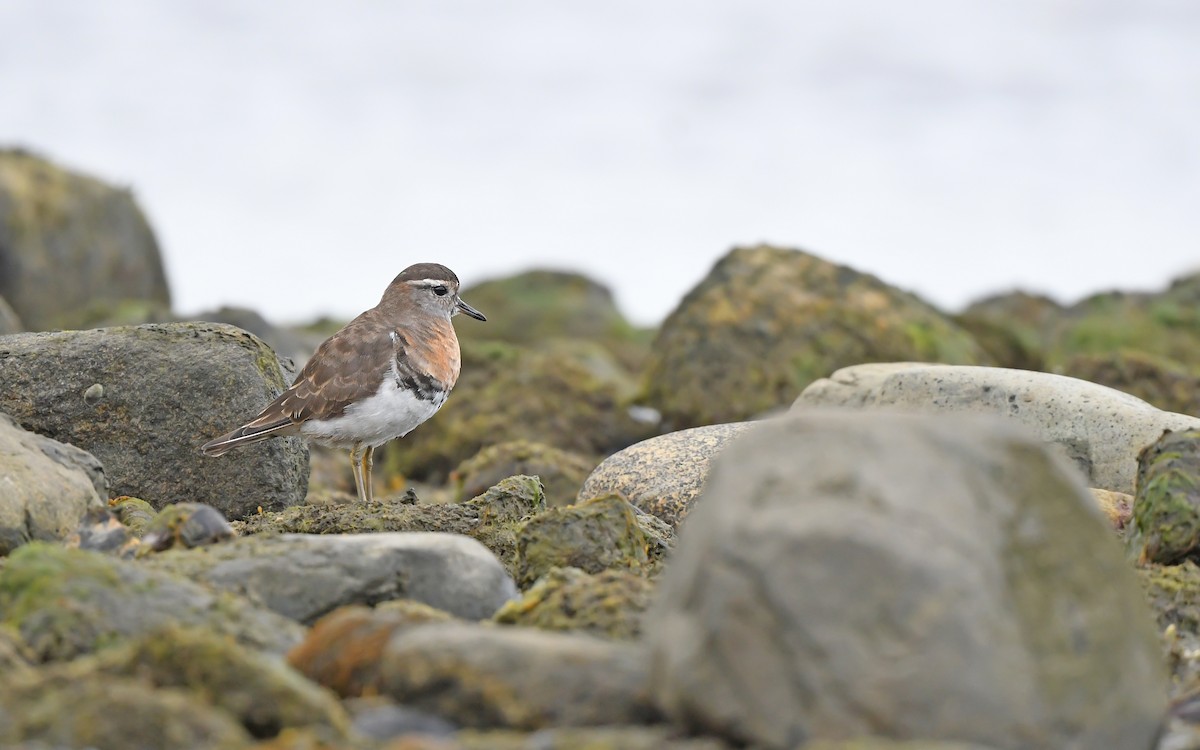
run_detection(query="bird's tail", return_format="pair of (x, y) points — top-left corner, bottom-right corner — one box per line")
(200, 420), (293, 456)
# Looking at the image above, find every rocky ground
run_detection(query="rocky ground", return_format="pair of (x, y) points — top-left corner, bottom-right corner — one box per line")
(5, 149), (1200, 749)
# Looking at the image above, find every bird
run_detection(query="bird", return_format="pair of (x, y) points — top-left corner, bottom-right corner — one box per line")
(201, 262), (486, 503)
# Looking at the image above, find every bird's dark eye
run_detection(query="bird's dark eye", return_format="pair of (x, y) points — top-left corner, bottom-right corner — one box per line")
(432, 285), (449, 297)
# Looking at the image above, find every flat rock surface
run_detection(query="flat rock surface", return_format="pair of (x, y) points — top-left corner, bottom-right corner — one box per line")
(646, 409), (1167, 749)
(0, 323), (308, 518)
(145, 531), (518, 623)
(793, 362), (1200, 493)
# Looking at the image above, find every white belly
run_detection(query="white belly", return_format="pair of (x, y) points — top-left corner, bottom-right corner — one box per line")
(301, 379), (447, 449)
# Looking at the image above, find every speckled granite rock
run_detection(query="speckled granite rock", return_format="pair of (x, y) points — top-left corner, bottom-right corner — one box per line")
(577, 423), (755, 527)
(0, 323), (308, 518)
(793, 362), (1200, 494)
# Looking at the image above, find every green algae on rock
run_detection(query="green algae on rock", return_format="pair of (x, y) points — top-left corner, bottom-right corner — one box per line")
(0, 543), (303, 661)
(515, 494), (669, 588)
(378, 340), (650, 483)
(1129, 429), (1200, 564)
(494, 566), (654, 639)
(639, 245), (992, 429)
(454, 440), (596, 507)
(83, 625), (351, 739)
(0, 672), (253, 750)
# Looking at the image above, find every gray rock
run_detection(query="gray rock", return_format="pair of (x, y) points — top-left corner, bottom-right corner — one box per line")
(0, 413), (105, 554)
(578, 422), (755, 527)
(0, 323), (308, 518)
(794, 362), (1200, 493)
(0, 543), (304, 661)
(376, 621), (659, 729)
(0, 148), (171, 331)
(646, 410), (1167, 750)
(0, 295), (21, 334)
(144, 532), (518, 623)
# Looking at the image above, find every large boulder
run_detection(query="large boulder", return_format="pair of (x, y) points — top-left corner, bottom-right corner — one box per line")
(0, 323), (308, 518)
(794, 362), (1200, 494)
(144, 532), (518, 623)
(380, 340), (650, 483)
(0, 148), (171, 331)
(0, 543), (304, 661)
(646, 411), (1167, 749)
(0, 412), (106, 554)
(578, 422), (756, 528)
(638, 245), (991, 429)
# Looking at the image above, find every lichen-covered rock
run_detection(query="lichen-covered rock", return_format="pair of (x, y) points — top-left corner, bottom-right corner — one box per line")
(237, 476), (544, 578)
(455, 269), (649, 368)
(1061, 349), (1200, 417)
(0, 148), (171, 331)
(578, 423), (755, 528)
(1092, 488), (1133, 532)
(380, 340), (649, 483)
(516, 495), (665, 588)
(81, 625), (350, 739)
(108, 495), (157, 535)
(288, 604), (458, 698)
(0, 626), (33, 677)
(494, 566), (654, 639)
(951, 310), (1045, 371)
(0, 673), (253, 750)
(1130, 429), (1200, 564)
(795, 362), (1200, 494)
(959, 291), (1065, 364)
(1137, 561), (1200, 696)
(639, 245), (991, 429)
(0, 412), (105, 555)
(0, 323), (308, 518)
(1050, 281), (1200, 366)
(454, 441), (595, 507)
(647, 410), (1167, 749)
(0, 543), (303, 661)
(144, 531), (517, 623)
(375, 621), (659, 729)
(0, 294), (22, 334)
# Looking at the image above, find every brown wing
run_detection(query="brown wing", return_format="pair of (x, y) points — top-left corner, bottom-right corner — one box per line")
(252, 319), (398, 428)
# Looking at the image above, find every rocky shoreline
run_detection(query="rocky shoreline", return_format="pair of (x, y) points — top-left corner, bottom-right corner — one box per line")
(4, 149), (1200, 749)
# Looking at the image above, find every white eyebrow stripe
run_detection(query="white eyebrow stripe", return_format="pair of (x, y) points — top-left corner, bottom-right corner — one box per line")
(406, 278), (451, 287)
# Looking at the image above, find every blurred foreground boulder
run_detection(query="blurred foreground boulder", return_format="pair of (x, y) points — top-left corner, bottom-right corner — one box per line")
(639, 245), (991, 429)
(646, 411), (1166, 749)
(0, 323), (308, 517)
(0, 148), (171, 330)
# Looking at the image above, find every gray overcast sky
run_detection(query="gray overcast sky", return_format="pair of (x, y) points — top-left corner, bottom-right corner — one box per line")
(2, 1), (1198, 325)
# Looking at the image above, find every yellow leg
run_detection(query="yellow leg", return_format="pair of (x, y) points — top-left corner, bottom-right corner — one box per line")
(349, 442), (367, 503)
(362, 445), (375, 503)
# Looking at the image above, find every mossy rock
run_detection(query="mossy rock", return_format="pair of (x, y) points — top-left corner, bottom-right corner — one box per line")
(236, 475), (544, 577)
(639, 245), (992, 429)
(1137, 561), (1200, 695)
(1129, 429), (1200, 564)
(951, 310), (1045, 371)
(959, 290), (1066, 361)
(379, 340), (650, 482)
(0, 543), (303, 661)
(108, 495), (157, 536)
(0, 148), (172, 331)
(456, 269), (650, 370)
(0, 672), (252, 750)
(515, 494), (669, 588)
(60, 625), (350, 740)
(494, 566), (655, 639)
(453, 440), (596, 507)
(1060, 349), (1200, 416)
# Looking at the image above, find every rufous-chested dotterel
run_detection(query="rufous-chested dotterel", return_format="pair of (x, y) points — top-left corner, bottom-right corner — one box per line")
(201, 262), (486, 502)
